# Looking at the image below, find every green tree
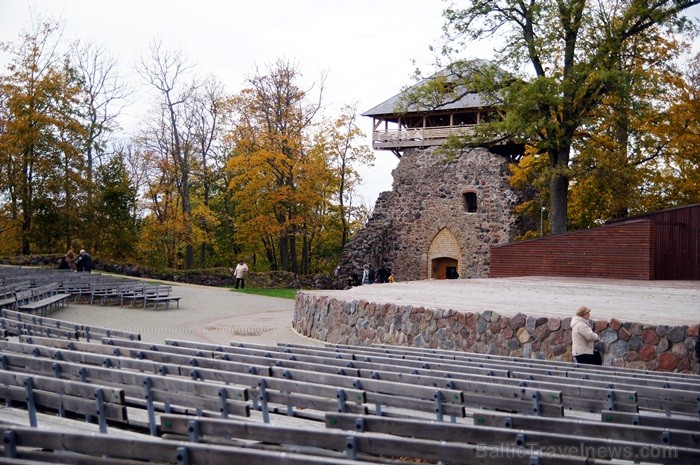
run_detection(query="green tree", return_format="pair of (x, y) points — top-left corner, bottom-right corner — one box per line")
(92, 154), (138, 260)
(439, 0), (699, 234)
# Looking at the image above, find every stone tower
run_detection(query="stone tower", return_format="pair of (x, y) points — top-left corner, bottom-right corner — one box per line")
(337, 62), (525, 283)
(338, 146), (520, 282)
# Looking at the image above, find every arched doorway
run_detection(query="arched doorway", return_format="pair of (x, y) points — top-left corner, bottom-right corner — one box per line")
(431, 257), (459, 279)
(427, 228), (461, 279)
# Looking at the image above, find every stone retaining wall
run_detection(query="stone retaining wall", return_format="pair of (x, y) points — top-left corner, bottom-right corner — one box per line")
(294, 292), (700, 374)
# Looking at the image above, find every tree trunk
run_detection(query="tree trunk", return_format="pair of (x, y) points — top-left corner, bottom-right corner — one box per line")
(279, 235), (289, 271)
(289, 234), (298, 273)
(549, 172), (569, 235)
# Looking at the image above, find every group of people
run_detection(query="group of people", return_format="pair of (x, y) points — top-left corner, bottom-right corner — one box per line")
(358, 263), (395, 285)
(57, 249), (94, 272)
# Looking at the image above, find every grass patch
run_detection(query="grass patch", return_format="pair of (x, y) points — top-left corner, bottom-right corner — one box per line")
(230, 288), (298, 299)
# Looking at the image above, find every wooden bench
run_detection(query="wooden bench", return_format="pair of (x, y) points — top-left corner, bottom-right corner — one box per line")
(366, 342), (700, 383)
(164, 339), (564, 417)
(104, 337), (469, 421)
(281, 342), (700, 415)
(0, 367), (127, 432)
(23, 336), (368, 422)
(0, 308), (141, 342)
(511, 369), (699, 415)
(119, 284), (158, 307)
(0, 317), (79, 340)
(601, 410), (700, 431)
(344, 344), (695, 415)
(0, 426), (372, 465)
(143, 285), (181, 309)
(15, 283), (70, 316)
(60, 280), (93, 303)
(0, 340), (250, 435)
(473, 410), (700, 450)
(325, 412), (700, 464)
(88, 279), (133, 305)
(0, 281), (31, 308)
(119, 283), (150, 307)
(8, 289), (33, 309)
(159, 414), (586, 464)
(110, 338), (567, 421)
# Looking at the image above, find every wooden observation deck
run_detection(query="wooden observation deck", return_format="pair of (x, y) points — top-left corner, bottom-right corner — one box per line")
(363, 61), (507, 158)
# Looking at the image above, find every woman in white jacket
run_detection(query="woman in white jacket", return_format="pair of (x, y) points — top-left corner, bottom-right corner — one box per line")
(571, 306), (601, 365)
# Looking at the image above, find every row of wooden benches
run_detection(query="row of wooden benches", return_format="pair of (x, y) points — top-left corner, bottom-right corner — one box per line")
(0, 279), (181, 312)
(2, 407), (698, 465)
(0, 307), (141, 341)
(0, 282), (70, 317)
(6, 331), (700, 418)
(0, 333), (698, 464)
(164, 338), (700, 417)
(2, 329), (697, 428)
(72, 282), (182, 309)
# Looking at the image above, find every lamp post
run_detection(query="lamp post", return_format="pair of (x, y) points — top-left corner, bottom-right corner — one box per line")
(540, 204), (545, 237)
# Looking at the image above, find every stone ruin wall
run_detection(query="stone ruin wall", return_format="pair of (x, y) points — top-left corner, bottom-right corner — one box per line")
(338, 146), (520, 283)
(294, 292), (700, 373)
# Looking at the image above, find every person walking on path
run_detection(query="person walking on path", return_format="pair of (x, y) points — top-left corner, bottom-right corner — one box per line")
(233, 261), (249, 289)
(571, 306), (601, 365)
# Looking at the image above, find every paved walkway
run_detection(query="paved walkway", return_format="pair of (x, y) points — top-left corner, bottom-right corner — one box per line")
(54, 283), (323, 346)
(51, 277), (699, 348)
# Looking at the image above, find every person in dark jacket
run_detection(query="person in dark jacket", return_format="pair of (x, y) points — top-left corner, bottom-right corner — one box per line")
(376, 265), (389, 283)
(76, 249), (94, 273)
(57, 256), (70, 269)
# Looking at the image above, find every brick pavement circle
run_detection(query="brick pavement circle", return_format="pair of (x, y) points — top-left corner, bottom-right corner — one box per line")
(52, 282), (323, 347)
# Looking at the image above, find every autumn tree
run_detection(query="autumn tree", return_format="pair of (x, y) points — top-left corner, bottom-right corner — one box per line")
(0, 19), (86, 254)
(437, 0), (700, 234)
(224, 60), (331, 273)
(641, 51), (700, 208)
(323, 104), (375, 249)
(563, 30), (693, 229)
(136, 42), (200, 268)
(187, 76), (226, 267)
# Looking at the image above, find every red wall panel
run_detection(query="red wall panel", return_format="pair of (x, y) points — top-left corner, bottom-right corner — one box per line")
(490, 220), (655, 279)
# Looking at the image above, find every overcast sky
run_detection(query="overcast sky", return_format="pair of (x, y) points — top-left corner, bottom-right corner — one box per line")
(0, 0), (461, 204)
(0, 1), (698, 205)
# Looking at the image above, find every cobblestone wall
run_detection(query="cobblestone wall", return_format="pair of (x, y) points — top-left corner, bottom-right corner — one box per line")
(337, 146), (521, 282)
(294, 292), (700, 373)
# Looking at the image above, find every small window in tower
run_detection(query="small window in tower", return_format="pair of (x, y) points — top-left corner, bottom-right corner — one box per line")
(463, 192), (477, 213)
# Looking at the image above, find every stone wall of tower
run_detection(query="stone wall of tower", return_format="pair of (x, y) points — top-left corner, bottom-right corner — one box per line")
(337, 146), (520, 283)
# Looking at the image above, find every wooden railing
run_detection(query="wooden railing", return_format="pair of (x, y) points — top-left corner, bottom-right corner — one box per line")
(371, 125), (476, 149)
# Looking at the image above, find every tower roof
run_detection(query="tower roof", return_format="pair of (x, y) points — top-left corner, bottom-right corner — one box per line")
(363, 59), (498, 117)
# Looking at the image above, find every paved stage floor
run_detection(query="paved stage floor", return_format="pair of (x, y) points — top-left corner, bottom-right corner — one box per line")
(304, 277), (699, 326)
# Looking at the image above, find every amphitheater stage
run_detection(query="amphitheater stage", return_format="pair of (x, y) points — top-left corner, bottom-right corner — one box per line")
(294, 277), (700, 372)
(308, 277), (699, 326)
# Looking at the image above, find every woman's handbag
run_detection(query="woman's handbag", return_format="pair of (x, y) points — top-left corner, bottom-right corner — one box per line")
(592, 350), (603, 365)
